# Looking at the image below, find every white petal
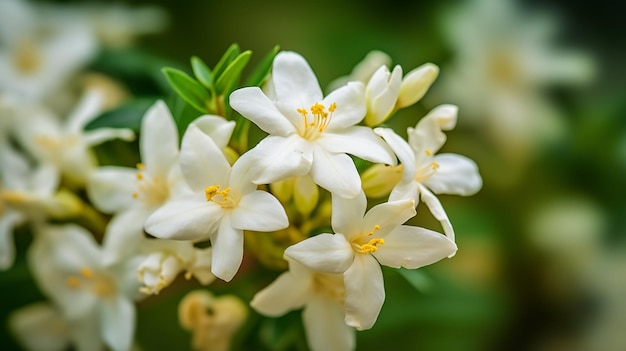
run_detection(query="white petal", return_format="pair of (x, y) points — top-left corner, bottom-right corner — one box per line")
(68, 314), (102, 351)
(228, 151), (259, 195)
(66, 89), (104, 133)
(273, 51), (323, 119)
(374, 127), (416, 180)
(424, 154), (482, 195)
(229, 87), (295, 136)
(8, 302), (71, 351)
(251, 269), (311, 316)
(87, 167), (137, 214)
(144, 195), (221, 241)
(140, 100), (179, 179)
(365, 65), (402, 126)
(101, 207), (150, 265)
(180, 124), (230, 191)
(389, 179), (420, 205)
(331, 191), (366, 239)
(0, 210), (22, 270)
(100, 296), (135, 351)
(362, 198), (416, 238)
(83, 128), (135, 147)
(230, 191), (288, 231)
(320, 126), (395, 165)
(323, 82), (366, 130)
(408, 104), (458, 155)
(310, 146), (361, 198)
(191, 115), (236, 149)
(343, 254), (385, 331)
(285, 233), (353, 274)
(303, 296), (355, 351)
(373, 226), (457, 269)
(396, 63), (439, 108)
(31, 162), (60, 197)
(419, 185), (455, 245)
(247, 134), (312, 184)
(211, 216), (244, 282)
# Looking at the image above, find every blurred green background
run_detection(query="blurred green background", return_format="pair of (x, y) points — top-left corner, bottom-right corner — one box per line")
(3, 0), (626, 350)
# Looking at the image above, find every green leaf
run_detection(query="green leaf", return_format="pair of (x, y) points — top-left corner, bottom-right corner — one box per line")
(85, 98), (156, 131)
(162, 67), (210, 113)
(215, 50), (252, 94)
(245, 45), (279, 86)
(191, 56), (213, 90)
(396, 267), (432, 292)
(212, 43), (241, 81)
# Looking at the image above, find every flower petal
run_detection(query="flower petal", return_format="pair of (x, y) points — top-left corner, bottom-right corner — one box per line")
(310, 146), (361, 198)
(180, 124), (230, 191)
(191, 115), (236, 149)
(424, 154), (482, 195)
(250, 264), (311, 317)
(66, 89), (104, 133)
(374, 127), (416, 180)
(144, 195), (221, 241)
(247, 134), (312, 185)
(373, 226), (457, 269)
(362, 198), (416, 238)
(323, 82), (366, 130)
(211, 216), (244, 282)
(396, 63), (439, 109)
(100, 295), (135, 351)
(229, 87), (295, 136)
(87, 167), (137, 214)
(285, 233), (354, 274)
(419, 185), (455, 245)
(389, 179), (420, 205)
(331, 191), (366, 239)
(0, 210), (23, 270)
(140, 100), (179, 179)
(303, 295), (355, 351)
(101, 207), (150, 265)
(273, 51), (323, 120)
(407, 104), (457, 155)
(83, 128), (135, 147)
(343, 254), (385, 330)
(320, 126), (395, 165)
(230, 191), (288, 231)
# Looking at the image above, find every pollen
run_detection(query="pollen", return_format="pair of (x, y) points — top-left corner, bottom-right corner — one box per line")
(366, 224), (381, 236)
(358, 238), (385, 253)
(296, 101), (337, 140)
(136, 172), (144, 180)
(80, 267), (94, 279)
(204, 185), (235, 208)
(425, 149), (433, 156)
(132, 192), (139, 199)
(66, 276), (80, 289)
(431, 161), (440, 170)
(204, 185), (220, 201)
(136, 163), (146, 170)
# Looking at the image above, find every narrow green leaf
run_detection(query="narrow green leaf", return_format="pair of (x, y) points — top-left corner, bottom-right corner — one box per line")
(190, 56), (213, 90)
(245, 45), (280, 86)
(85, 98), (156, 131)
(212, 43), (241, 81)
(397, 267), (432, 292)
(215, 50), (252, 94)
(162, 67), (210, 113)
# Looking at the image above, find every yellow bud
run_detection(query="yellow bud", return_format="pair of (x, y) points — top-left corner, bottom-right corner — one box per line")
(361, 163), (404, 198)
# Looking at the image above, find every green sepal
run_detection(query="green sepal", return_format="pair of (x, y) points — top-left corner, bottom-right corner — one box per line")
(245, 45), (279, 87)
(162, 67), (211, 113)
(215, 50), (252, 95)
(85, 98), (156, 131)
(190, 56), (213, 90)
(212, 43), (241, 82)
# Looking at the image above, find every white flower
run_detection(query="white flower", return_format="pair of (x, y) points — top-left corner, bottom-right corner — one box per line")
(136, 239), (215, 295)
(251, 258), (355, 351)
(145, 124), (289, 282)
(285, 191), (457, 330)
(0, 0), (97, 101)
(327, 50), (392, 92)
(364, 62), (439, 126)
(9, 302), (70, 351)
(12, 89), (134, 187)
(0, 143), (59, 270)
(375, 104), (482, 242)
(28, 224), (143, 351)
(230, 51), (395, 198)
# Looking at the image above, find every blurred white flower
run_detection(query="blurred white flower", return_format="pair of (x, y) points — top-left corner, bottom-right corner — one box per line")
(28, 224), (144, 351)
(327, 50), (392, 92)
(9, 302), (70, 351)
(12, 89), (134, 188)
(375, 105), (482, 242)
(0, 0), (97, 102)
(433, 0), (594, 167)
(230, 51), (395, 198)
(179, 290), (248, 351)
(145, 124), (288, 282)
(285, 191), (457, 330)
(251, 258), (355, 351)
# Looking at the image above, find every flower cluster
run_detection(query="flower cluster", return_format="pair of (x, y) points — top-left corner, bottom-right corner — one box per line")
(1, 4), (482, 348)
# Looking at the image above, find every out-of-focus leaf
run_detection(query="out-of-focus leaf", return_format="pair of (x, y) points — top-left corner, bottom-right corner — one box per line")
(245, 45), (280, 87)
(162, 67), (210, 113)
(85, 98), (156, 131)
(258, 311), (307, 351)
(397, 268), (432, 292)
(168, 95), (204, 138)
(191, 56), (213, 90)
(215, 50), (252, 94)
(212, 43), (241, 82)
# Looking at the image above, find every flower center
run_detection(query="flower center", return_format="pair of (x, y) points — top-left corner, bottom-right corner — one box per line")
(414, 149), (439, 182)
(296, 102), (336, 140)
(13, 38), (42, 75)
(354, 224), (385, 253)
(65, 266), (117, 298)
(205, 185), (236, 208)
(132, 163), (170, 207)
(312, 272), (345, 303)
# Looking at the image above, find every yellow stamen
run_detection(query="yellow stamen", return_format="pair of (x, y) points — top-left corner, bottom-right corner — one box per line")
(366, 224), (381, 236)
(205, 185), (220, 201)
(136, 173), (144, 180)
(14, 38), (41, 74)
(425, 149), (433, 156)
(136, 163), (145, 170)
(66, 276), (80, 289)
(431, 161), (439, 170)
(296, 102), (337, 140)
(80, 267), (94, 279)
(358, 238), (384, 253)
(132, 192), (139, 199)
(204, 185), (234, 208)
